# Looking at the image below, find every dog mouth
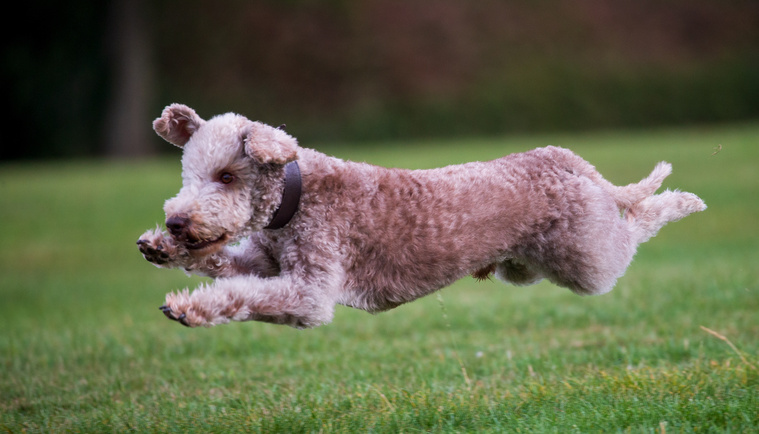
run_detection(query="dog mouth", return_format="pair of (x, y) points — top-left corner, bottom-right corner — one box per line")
(185, 233), (229, 251)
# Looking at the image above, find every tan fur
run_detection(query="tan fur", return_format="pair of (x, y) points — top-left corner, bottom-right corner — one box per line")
(138, 104), (706, 328)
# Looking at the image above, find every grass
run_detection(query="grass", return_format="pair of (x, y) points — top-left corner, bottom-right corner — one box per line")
(1, 123), (758, 432)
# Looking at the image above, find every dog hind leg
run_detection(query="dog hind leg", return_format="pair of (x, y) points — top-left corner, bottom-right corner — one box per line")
(626, 190), (706, 244)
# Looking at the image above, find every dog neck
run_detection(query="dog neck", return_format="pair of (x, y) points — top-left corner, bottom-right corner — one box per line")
(264, 161), (302, 230)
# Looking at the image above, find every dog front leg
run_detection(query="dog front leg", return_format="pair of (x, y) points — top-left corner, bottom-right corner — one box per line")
(159, 274), (338, 329)
(138, 230), (278, 278)
(181, 237), (280, 279)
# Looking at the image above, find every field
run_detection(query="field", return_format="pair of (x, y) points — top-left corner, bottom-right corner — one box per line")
(1, 124), (757, 432)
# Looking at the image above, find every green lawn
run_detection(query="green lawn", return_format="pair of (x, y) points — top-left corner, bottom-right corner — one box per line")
(1, 123), (757, 432)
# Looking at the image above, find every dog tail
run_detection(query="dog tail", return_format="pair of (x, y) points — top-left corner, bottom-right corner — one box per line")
(609, 161), (673, 210)
(625, 189), (706, 244)
(554, 147), (672, 210)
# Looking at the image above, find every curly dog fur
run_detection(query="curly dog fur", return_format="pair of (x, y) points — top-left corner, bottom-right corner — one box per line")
(138, 104), (706, 328)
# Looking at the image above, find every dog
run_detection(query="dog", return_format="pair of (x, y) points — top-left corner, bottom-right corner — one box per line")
(137, 104), (706, 328)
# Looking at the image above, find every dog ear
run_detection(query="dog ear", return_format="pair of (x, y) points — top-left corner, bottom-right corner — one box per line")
(153, 104), (206, 148)
(244, 122), (299, 164)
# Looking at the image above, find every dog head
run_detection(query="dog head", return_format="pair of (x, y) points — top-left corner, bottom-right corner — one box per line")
(153, 104), (299, 256)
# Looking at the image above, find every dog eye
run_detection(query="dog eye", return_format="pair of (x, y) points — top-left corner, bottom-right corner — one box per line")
(219, 173), (235, 184)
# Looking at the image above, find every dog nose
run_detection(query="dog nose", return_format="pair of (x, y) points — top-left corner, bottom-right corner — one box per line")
(166, 215), (189, 237)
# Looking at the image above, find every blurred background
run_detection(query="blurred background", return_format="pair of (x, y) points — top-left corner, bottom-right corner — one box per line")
(2, 0), (758, 160)
(2, 3), (758, 430)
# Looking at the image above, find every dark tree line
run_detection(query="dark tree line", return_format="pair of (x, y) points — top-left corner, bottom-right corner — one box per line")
(3, 0), (758, 160)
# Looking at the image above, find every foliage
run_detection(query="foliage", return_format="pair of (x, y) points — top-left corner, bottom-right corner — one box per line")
(4, 0), (759, 158)
(153, 0), (759, 143)
(1, 124), (758, 431)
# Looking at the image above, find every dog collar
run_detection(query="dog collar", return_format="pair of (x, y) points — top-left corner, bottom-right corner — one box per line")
(264, 161), (302, 230)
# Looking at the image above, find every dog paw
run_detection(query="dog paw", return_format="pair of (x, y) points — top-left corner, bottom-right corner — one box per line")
(137, 228), (182, 266)
(158, 290), (211, 328)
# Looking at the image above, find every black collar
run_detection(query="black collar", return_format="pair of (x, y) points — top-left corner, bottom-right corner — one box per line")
(264, 161), (302, 230)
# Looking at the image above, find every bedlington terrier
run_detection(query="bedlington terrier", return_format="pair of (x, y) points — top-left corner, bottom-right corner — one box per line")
(137, 104), (706, 328)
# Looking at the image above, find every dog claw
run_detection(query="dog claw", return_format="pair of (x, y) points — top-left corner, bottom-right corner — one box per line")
(159, 305), (190, 327)
(159, 305), (176, 319)
(177, 313), (189, 327)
